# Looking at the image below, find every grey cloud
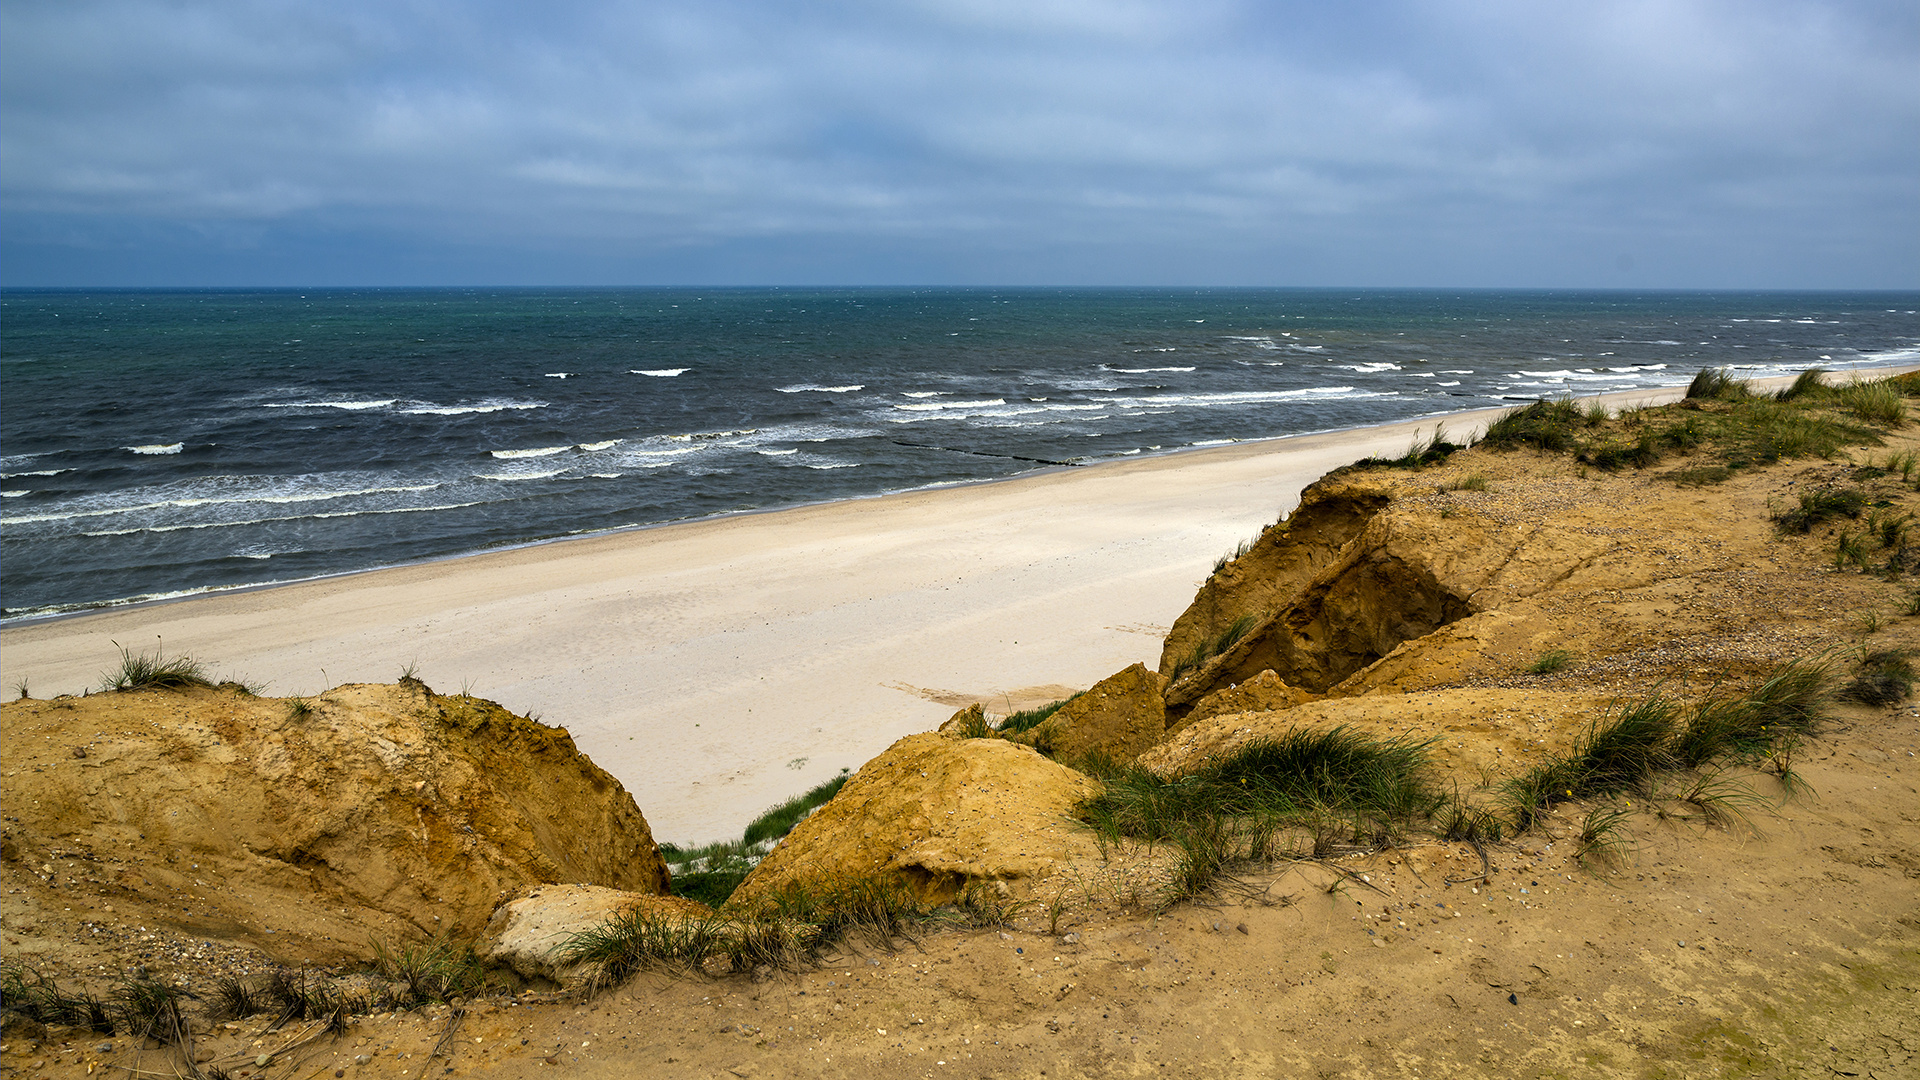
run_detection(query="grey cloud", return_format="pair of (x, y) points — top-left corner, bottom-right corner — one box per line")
(1, 0), (1913, 285)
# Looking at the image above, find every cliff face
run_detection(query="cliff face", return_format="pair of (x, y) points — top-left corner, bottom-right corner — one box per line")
(0, 681), (668, 963)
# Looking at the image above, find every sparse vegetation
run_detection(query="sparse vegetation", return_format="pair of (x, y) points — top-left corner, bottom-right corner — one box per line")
(1774, 486), (1867, 533)
(661, 769), (855, 907)
(998, 696), (1075, 736)
(1478, 398), (1587, 453)
(286, 697), (314, 721)
(368, 937), (496, 1006)
(1166, 613), (1262, 684)
(98, 640), (213, 693)
(1528, 649), (1574, 675)
(1574, 804), (1635, 872)
(1686, 367), (1752, 401)
(1079, 727), (1442, 904)
(1839, 649), (1914, 706)
(1348, 425), (1462, 471)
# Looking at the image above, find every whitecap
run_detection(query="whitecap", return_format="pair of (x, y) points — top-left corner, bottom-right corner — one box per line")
(264, 399), (395, 411)
(590, 473), (621, 479)
(1104, 366), (1196, 374)
(545, 373), (573, 379)
(1344, 363), (1402, 373)
(474, 469), (566, 482)
(893, 399), (1006, 412)
(403, 400), (546, 416)
(577, 440), (622, 452)
(1607, 364), (1667, 372)
(804, 462), (859, 470)
(901, 391), (948, 398)
(127, 443), (183, 455)
(0, 482), (444, 526)
(632, 368), (689, 377)
(490, 446), (570, 459)
(776, 384), (864, 393)
(1440, 370), (1474, 374)
(1862, 347), (1920, 364)
(80, 500), (491, 536)
(757, 449), (798, 456)
(1286, 344), (1326, 352)
(664, 429), (755, 441)
(1, 491), (27, 498)
(1439, 381), (1461, 387)
(0, 469), (68, 478)
(1518, 369), (1580, 378)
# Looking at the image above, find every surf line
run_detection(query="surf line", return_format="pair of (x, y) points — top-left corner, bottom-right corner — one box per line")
(891, 440), (1083, 468)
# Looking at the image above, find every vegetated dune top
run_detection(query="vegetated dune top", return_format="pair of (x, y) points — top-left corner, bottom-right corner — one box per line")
(0, 681), (667, 977)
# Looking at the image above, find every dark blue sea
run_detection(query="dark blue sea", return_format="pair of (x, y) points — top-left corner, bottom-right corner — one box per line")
(3, 288), (1916, 620)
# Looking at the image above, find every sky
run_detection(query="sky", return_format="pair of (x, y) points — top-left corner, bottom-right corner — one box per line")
(1, 0), (1915, 288)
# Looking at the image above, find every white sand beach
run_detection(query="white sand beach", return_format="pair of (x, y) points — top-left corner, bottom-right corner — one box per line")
(0, 380), (1848, 842)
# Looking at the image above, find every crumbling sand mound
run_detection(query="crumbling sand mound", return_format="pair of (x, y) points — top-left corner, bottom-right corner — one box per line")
(1009, 662), (1167, 762)
(0, 681), (669, 968)
(730, 732), (1099, 906)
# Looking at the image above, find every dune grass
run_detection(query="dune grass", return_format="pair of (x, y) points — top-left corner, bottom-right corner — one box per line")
(660, 768), (856, 907)
(1165, 613), (1262, 685)
(1078, 726), (1443, 905)
(97, 640), (213, 693)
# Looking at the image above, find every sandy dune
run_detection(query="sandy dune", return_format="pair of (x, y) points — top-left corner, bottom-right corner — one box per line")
(0, 384), (1780, 843)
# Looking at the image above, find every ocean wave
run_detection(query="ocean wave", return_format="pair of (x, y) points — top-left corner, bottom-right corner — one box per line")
(1440, 370), (1474, 374)
(758, 448), (798, 456)
(625, 446), (704, 458)
(1607, 364), (1667, 372)
(804, 462), (860, 469)
(2, 491), (27, 498)
(776, 384), (864, 393)
(80, 500), (491, 537)
(127, 443), (184, 455)
(474, 469), (567, 481)
(632, 368), (689, 377)
(0, 469), (69, 479)
(545, 373), (573, 379)
(1110, 386), (1383, 410)
(893, 399), (1007, 412)
(490, 446), (571, 459)
(664, 429), (756, 441)
(901, 391), (948, 398)
(577, 440), (622, 452)
(402, 399), (546, 416)
(1861, 347), (1920, 364)
(1344, 362), (1401, 373)
(264, 399), (396, 411)
(1286, 344), (1326, 352)
(1103, 366), (1196, 374)
(0, 482), (443, 526)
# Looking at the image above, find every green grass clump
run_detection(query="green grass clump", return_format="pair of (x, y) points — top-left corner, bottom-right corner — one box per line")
(1686, 367), (1752, 401)
(1839, 649), (1914, 707)
(1479, 398), (1587, 453)
(1776, 367), (1828, 402)
(1528, 649), (1574, 675)
(1349, 425), (1462, 471)
(742, 769), (853, 847)
(1831, 379), (1909, 426)
(558, 908), (728, 984)
(998, 696), (1076, 736)
(1773, 486), (1868, 533)
(1080, 726), (1442, 902)
(368, 937), (495, 1006)
(1, 962), (115, 1033)
(97, 640), (213, 692)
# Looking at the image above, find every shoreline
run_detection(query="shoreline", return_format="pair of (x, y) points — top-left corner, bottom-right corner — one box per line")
(11, 366), (1904, 629)
(3, 367), (1909, 842)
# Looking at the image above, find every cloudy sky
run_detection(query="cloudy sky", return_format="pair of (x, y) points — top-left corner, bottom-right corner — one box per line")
(2, 0), (1915, 288)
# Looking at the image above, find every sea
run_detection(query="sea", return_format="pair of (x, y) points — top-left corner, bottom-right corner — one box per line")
(3, 288), (1916, 622)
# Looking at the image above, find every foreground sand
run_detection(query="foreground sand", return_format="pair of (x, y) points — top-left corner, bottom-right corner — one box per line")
(0, 381), (1871, 843)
